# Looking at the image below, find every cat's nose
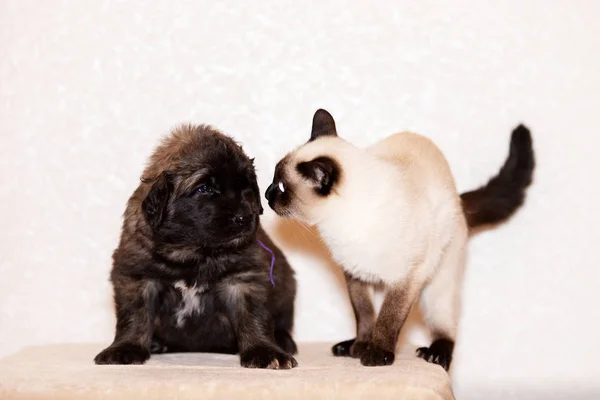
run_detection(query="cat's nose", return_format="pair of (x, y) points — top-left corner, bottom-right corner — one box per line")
(265, 182), (277, 204)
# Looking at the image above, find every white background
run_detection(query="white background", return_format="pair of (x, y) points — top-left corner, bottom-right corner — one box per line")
(1, 1), (599, 398)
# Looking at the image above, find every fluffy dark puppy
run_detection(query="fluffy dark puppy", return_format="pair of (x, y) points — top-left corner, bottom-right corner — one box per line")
(94, 124), (298, 369)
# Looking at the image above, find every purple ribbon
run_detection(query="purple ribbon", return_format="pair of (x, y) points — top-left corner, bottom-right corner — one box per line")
(256, 240), (275, 286)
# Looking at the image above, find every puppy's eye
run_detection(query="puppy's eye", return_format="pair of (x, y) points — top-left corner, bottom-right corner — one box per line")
(197, 184), (213, 194)
(278, 182), (286, 193)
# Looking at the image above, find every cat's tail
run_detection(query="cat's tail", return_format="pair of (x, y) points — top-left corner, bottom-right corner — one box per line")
(460, 124), (535, 229)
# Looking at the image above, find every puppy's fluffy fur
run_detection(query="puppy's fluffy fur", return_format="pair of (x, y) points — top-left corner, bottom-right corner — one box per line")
(95, 125), (298, 369)
(266, 110), (534, 370)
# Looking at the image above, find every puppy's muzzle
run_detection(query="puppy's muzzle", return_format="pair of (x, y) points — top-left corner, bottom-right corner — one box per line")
(232, 215), (251, 226)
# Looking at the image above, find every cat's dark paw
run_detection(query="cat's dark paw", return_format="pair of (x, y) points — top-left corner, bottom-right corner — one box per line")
(241, 345), (298, 369)
(274, 330), (298, 355)
(349, 340), (369, 358)
(360, 345), (395, 367)
(416, 338), (454, 371)
(94, 343), (150, 365)
(332, 338), (355, 357)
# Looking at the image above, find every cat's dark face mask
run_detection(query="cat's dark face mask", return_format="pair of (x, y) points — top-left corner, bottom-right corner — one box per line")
(265, 109), (342, 222)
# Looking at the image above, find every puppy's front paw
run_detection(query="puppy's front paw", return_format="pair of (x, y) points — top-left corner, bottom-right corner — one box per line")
(360, 345), (395, 367)
(150, 338), (168, 354)
(241, 345), (298, 369)
(274, 330), (298, 355)
(94, 343), (150, 365)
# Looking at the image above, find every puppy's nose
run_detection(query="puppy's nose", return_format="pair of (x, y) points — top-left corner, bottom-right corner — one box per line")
(233, 215), (249, 226)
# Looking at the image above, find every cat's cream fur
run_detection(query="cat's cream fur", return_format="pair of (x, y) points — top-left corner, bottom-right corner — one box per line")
(265, 109), (534, 370)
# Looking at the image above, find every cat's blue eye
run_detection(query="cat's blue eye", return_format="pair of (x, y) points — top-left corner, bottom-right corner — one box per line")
(198, 184), (212, 194)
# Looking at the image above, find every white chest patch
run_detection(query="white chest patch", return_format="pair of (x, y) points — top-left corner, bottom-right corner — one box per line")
(174, 281), (207, 328)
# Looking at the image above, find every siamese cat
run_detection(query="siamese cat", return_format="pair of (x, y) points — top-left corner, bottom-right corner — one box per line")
(265, 109), (534, 370)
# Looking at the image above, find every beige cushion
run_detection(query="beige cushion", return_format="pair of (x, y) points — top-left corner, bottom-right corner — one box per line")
(0, 343), (454, 400)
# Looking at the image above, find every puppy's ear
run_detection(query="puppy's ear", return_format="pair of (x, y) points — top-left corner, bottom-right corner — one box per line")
(141, 173), (174, 230)
(253, 180), (264, 215)
(248, 159), (264, 215)
(309, 109), (337, 141)
(296, 156), (340, 196)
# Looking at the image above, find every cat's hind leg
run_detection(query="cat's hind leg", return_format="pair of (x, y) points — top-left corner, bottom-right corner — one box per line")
(417, 232), (467, 371)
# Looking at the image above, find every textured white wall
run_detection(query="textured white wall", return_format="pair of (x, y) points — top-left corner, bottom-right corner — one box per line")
(1, 0), (599, 398)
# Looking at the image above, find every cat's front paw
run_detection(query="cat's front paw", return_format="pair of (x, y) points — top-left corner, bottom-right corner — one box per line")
(332, 338), (355, 357)
(360, 345), (395, 367)
(241, 345), (298, 369)
(94, 343), (150, 365)
(332, 339), (369, 358)
(349, 340), (369, 358)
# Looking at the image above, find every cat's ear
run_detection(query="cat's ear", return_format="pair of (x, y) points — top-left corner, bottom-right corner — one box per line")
(141, 172), (174, 230)
(310, 109), (337, 141)
(296, 156), (340, 196)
